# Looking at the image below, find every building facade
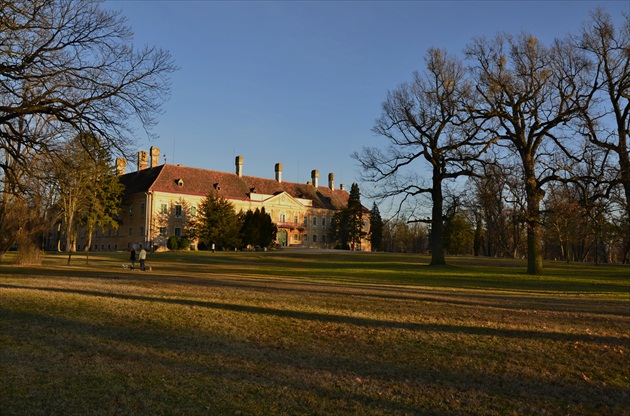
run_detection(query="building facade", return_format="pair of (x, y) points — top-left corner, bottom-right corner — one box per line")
(50, 148), (370, 252)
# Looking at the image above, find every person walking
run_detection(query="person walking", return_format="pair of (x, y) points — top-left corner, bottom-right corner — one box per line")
(129, 247), (136, 270)
(139, 247), (147, 271)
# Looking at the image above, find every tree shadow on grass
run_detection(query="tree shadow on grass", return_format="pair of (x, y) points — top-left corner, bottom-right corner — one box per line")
(2, 305), (628, 416)
(2, 283), (628, 347)
(1, 265), (627, 318)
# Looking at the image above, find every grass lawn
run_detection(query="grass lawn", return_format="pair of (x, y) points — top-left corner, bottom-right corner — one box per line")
(1, 250), (628, 415)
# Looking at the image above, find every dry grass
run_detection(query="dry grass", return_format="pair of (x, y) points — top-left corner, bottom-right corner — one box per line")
(1, 250), (628, 415)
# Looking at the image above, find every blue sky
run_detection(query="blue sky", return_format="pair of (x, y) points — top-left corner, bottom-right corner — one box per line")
(105, 0), (628, 198)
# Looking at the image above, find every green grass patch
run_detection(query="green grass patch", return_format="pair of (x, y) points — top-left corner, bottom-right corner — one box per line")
(1, 250), (628, 415)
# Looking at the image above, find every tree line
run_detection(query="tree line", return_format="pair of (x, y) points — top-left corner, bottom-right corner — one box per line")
(0, 3), (626, 273)
(0, 1), (175, 263)
(354, 8), (629, 272)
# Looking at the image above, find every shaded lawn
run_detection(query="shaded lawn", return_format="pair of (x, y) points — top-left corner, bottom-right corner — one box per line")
(1, 250), (628, 415)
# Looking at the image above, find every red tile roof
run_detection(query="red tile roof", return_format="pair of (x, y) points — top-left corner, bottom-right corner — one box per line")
(119, 164), (351, 210)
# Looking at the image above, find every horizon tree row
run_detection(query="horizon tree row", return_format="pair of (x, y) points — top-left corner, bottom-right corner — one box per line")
(354, 8), (629, 272)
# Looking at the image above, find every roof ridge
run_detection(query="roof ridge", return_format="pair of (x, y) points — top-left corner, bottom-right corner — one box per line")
(146, 164), (166, 191)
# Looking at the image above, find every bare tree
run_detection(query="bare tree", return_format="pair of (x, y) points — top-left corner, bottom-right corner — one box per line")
(0, 0), (176, 179)
(0, 114), (57, 261)
(466, 33), (593, 274)
(354, 48), (490, 266)
(577, 8), (630, 263)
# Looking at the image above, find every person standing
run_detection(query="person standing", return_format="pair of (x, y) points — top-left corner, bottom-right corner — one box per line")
(139, 247), (147, 271)
(129, 247), (136, 270)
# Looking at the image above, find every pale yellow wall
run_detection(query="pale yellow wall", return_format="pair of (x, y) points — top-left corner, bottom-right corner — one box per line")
(84, 189), (371, 252)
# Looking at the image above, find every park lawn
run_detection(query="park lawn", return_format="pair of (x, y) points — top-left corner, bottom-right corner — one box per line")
(1, 250), (628, 415)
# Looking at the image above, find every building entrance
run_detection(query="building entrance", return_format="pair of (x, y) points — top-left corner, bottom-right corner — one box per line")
(278, 230), (288, 246)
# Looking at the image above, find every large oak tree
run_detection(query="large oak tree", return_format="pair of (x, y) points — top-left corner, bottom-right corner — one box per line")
(577, 8), (630, 263)
(466, 33), (593, 274)
(354, 48), (489, 266)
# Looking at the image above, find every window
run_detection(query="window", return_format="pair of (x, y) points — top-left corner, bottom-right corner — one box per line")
(128, 227), (132, 237)
(191, 206), (197, 217)
(160, 203), (168, 214)
(175, 204), (182, 218)
(322, 235), (326, 243)
(293, 233), (299, 241)
(129, 204), (133, 216)
(140, 226), (144, 237)
(175, 227), (182, 237)
(303, 215), (308, 226)
(159, 227), (167, 237)
(294, 215), (298, 223)
(313, 234), (317, 243)
(312, 216), (317, 227)
(280, 213), (286, 222)
(322, 217), (327, 227)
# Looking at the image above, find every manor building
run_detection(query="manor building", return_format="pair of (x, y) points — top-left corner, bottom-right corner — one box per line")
(54, 147), (370, 252)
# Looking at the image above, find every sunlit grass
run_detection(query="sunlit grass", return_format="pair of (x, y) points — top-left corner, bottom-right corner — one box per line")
(1, 250), (628, 415)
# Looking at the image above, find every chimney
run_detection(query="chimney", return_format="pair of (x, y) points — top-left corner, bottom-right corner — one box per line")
(150, 146), (160, 167)
(328, 173), (335, 190)
(235, 155), (243, 177)
(340, 183), (346, 191)
(311, 170), (319, 187)
(275, 163), (283, 183)
(138, 151), (148, 171)
(115, 158), (127, 175)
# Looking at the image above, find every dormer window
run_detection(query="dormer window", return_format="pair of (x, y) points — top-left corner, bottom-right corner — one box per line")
(213, 182), (220, 191)
(176, 178), (184, 187)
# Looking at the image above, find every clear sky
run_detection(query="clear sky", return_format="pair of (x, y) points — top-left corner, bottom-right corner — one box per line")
(104, 0), (628, 195)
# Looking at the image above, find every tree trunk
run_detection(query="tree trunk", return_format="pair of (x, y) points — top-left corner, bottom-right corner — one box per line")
(622, 174), (630, 264)
(67, 241), (73, 265)
(429, 175), (446, 266)
(85, 223), (93, 252)
(524, 160), (543, 275)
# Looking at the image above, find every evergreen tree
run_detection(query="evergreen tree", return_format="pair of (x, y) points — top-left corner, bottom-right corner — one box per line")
(258, 208), (277, 248)
(347, 183), (366, 250)
(330, 183), (367, 250)
(240, 209), (260, 248)
(77, 133), (124, 257)
(330, 210), (350, 250)
(239, 208), (277, 248)
(192, 194), (241, 249)
(53, 133), (123, 264)
(369, 203), (383, 251)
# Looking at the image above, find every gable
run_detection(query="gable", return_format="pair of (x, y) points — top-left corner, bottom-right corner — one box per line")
(262, 191), (311, 209)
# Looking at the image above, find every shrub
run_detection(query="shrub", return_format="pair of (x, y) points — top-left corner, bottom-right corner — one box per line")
(178, 237), (190, 250)
(15, 243), (43, 265)
(167, 236), (179, 250)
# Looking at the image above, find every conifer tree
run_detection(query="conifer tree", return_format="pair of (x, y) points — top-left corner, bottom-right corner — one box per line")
(53, 133), (123, 264)
(347, 183), (366, 250)
(192, 194), (241, 249)
(370, 203), (383, 252)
